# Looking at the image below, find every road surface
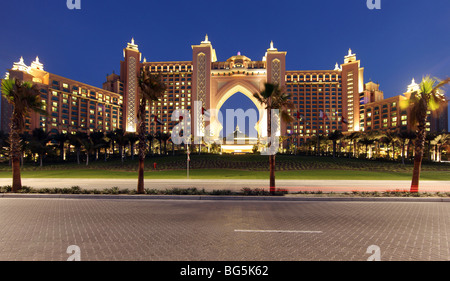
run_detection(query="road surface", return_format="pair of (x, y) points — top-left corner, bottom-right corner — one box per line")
(0, 197), (448, 261)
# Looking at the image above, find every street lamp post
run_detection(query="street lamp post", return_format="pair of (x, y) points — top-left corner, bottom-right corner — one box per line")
(187, 143), (190, 179)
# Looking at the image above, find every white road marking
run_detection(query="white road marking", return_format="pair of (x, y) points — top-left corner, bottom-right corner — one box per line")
(234, 229), (323, 234)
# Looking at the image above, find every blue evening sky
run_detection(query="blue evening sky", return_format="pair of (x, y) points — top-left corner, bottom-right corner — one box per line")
(1, 0), (449, 128)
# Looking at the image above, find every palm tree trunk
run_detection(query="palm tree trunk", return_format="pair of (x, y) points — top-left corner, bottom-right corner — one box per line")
(137, 101), (147, 194)
(12, 155), (21, 192)
(86, 153), (89, 166)
(131, 143), (135, 161)
(401, 140), (406, 165)
(76, 148), (81, 165)
(10, 116), (22, 192)
(411, 122), (426, 193)
(267, 109), (275, 194)
(60, 145), (64, 162)
(332, 140), (336, 158)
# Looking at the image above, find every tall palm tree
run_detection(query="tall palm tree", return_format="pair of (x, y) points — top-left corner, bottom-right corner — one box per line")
(403, 76), (450, 193)
(1, 78), (45, 192)
(253, 83), (293, 194)
(137, 69), (167, 194)
(328, 130), (344, 158)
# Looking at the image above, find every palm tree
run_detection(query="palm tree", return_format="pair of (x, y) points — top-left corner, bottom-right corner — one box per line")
(113, 129), (128, 163)
(125, 132), (138, 160)
(397, 130), (416, 164)
(253, 83), (293, 194)
(432, 132), (450, 162)
(328, 130), (344, 158)
(29, 128), (51, 167)
(53, 132), (69, 162)
(137, 69), (167, 194)
(146, 133), (155, 156)
(402, 76), (450, 193)
(310, 134), (327, 156)
(161, 133), (171, 155)
(346, 131), (361, 158)
(380, 131), (397, 160)
(406, 131), (417, 161)
(155, 131), (163, 155)
(424, 132), (437, 161)
(78, 134), (103, 166)
(358, 134), (375, 159)
(69, 132), (87, 165)
(106, 131), (116, 158)
(1, 78), (45, 192)
(90, 131), (105, 161)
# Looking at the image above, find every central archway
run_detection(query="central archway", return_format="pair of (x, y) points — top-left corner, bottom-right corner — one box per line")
(210, 82), (267, 141)
(219, 92), (259, 138)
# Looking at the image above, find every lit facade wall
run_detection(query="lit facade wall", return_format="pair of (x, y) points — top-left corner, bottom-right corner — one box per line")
(285, 70), (343, 144)
(2, 38), (447, 141)
(1, 60), (123, 135)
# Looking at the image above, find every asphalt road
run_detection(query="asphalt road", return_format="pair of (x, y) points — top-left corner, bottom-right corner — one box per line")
(0, 197), (449, 261)
(0, 178), (449, 193)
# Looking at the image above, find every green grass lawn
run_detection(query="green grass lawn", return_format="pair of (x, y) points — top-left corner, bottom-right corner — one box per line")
(0, 168), (448, 181)
(0, 154), (449, 181)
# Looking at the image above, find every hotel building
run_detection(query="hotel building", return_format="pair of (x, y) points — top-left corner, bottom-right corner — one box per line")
(1, 36), (448, 149)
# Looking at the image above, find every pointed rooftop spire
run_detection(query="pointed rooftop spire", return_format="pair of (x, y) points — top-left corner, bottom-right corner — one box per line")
(127, 37), (139, 51)
(201, 34), (210, 44)
(334, 62), (340, 71)
(268, 40), (277, 51)
(407, 78), (420, 92)
(12, 56), (29, 72)
(31, 56), (44, 70)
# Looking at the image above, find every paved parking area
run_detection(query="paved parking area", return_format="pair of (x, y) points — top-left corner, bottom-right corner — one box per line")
(0, 198), (449, 261)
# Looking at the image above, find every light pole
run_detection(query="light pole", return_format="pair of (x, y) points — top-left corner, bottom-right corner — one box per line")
(187, 143), (190, 179)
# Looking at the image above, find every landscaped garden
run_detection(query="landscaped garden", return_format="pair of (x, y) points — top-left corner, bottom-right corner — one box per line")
(0, 154), (449, 181)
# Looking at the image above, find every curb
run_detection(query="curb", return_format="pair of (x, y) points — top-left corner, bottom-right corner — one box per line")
(1, 193), (450, 202)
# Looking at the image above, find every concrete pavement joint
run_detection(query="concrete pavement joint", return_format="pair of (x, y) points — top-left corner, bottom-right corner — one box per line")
(1, 193), (450, 202)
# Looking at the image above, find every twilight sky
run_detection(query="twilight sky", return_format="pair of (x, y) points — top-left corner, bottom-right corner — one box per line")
(1, 0), (449, 127)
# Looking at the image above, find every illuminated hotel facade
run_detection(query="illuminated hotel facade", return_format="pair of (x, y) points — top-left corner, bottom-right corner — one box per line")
(1, 36), (448, 147)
